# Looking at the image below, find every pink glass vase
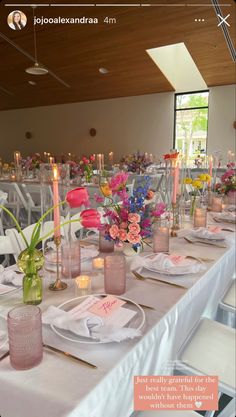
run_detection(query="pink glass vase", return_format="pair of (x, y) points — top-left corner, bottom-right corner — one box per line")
(99, 229), (114, 253)
(7, 305), (43, 370)
(194, 207), (207, 228)
(61, 241), (81, 278)
(104, 254), (126, 295)
(153, 224), (170, 253)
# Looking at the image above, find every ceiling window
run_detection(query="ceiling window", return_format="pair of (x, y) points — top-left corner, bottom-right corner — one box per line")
(174, 91), (209, 163)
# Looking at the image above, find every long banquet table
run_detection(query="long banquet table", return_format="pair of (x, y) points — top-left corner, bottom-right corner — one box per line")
(0, 217), (235, 417)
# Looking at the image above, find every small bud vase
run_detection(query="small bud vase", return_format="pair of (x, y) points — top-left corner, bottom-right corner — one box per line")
(17, 249), (44, 305)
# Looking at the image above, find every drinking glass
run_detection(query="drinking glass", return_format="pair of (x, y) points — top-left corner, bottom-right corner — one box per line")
(61, 241), (81, 278)
(99, 229), (114, 253)
(104, 254), (126, 295)
(194, 207), (207, 228)
(153, 223), (170, 253)
(7, 305), (43, 370)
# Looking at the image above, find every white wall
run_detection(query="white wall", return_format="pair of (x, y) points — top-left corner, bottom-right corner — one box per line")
(208, 84), (236, 161)
(0, 92), (174, 162)
(0, 85), (235, 163)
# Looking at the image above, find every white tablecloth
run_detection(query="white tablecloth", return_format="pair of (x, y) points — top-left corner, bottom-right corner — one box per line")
(0, 224), (235, 417)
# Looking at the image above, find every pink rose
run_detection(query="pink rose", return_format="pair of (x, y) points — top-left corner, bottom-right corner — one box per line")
(120, 222), (128, 229)
(109, 225), (119, 239)
(127, 232), (141, 244)
(128, 223), (140, 234)
(128, 213), (140, 223)
(119, 229), (128, 241)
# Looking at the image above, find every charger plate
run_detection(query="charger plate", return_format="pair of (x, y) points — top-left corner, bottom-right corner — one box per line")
(51, 294), (145, 344)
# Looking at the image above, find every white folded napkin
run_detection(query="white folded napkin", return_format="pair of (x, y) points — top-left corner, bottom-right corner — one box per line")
(42, 305), (141, 342)
(131, 253), (206, 275)
(190, 227), (225, 241)
(225, 205), (236, 212)
(0, 265), (23, 287)
(214, 212), (236, 222)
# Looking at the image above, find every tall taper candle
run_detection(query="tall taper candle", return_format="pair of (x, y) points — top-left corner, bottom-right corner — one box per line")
(53, 165), (61, 241)
(172, 160), (179, 204)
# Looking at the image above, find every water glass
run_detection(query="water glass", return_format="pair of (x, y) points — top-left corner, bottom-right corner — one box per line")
(99, 230), (114, 253)
(211, 196), (222, 212)
(153, 225), (170, 253)
(104, 254), (126, 295)
(194, 207), (207, 228)
(7, 305), (43, 370)
(61, 241), (81, 278)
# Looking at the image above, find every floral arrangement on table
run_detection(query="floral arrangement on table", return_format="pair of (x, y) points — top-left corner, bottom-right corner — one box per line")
(79, 155), (95, 182)
(163, 151), (179, 161)
(66, 160), (81, 180)
(97, 172), (166, 251)
(120, 152), (152, 173)
(0, 187), (101, 305)
(21, 153), (44, 171)
(214, 163), (236, 196)
(183, 174), (211, 216)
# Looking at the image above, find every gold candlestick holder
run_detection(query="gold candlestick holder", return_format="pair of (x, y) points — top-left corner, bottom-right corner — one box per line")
(171, 202), (180, 237)
(49, 237), (67, 291)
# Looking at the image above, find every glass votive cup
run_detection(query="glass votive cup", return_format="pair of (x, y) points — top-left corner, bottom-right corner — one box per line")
(61, 241), (81, 278)
(193, 207), (207, 228)
(153, 225), (170, 253)
(7, 305), (43, 370)
(99, 230), (114, 253)
(75, 275), (91, 296)
(211, 196), (222, 212)
(92, 257), (104, 271)
(104, 254), (126, 295)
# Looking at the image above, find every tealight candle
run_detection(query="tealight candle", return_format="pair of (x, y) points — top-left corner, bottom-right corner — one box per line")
(75, 275), (91, 296)
(92, 257), (104, 270)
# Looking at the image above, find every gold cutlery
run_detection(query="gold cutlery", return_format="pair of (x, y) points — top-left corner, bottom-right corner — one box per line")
(100, 294), (155, 310)
(0, 350), (9, 361)
(221, 228), (234, 232)
(132, 271), (187, 290)
(43, 344), (97, 369)
(184, 236), (227, 248)
(185, 255), (214, 263)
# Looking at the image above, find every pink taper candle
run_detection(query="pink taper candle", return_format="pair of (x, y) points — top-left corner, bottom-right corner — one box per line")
(172, 161), (179, 204)
(53, 165), (61, 241)
(208, 156), (213, 186)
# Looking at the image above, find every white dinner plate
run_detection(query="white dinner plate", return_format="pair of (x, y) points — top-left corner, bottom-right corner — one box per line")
(0, 315), (8, 350)
(50, 294), (145, 344)
(141, 253), (203, 276)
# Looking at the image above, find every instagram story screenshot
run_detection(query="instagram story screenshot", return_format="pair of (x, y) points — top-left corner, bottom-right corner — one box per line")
(0, 1), (235, 417)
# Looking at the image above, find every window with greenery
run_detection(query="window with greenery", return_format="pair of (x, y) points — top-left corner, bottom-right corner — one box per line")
(174, 91), (209, 164)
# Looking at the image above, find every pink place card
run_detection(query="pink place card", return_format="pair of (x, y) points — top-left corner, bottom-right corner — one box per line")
(88, 295), (126, 317)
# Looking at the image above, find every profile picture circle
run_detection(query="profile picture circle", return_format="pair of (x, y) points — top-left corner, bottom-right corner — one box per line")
(7, 10), (27, 30)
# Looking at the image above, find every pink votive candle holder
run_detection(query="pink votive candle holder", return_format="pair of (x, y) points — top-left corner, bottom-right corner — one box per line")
(104, 254), (126, 295)
(153, 226), (170, 253)
(7, 305), (43, 370)
(211, 197), (222, 212)
(61, 241), (81, 278)
(194, 207), (207, 228)
(99, 230), (114, 253)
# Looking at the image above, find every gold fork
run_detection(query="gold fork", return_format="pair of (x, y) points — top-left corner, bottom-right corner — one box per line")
(132, 271), (187, 290)
(184, 236), (227, 248)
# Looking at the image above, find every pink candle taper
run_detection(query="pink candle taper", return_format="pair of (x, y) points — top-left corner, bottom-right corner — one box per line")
(53, 165), (61, 241)
(208, 156), (213, 186)
(172, 161), (179, 204)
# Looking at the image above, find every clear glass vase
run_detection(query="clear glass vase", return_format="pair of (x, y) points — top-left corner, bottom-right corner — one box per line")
(17, 249), (44, 305)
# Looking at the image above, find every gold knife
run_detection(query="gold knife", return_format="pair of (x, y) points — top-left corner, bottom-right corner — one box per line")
(184, 236), (227, 248)
(0, 350), (9, 362)
(132, 271), (187, 290)
(43, 344), (97, 369)
(100, 294), (155, 310)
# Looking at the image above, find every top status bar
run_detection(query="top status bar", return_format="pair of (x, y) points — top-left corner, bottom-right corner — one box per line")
(3, 3), (233, 7)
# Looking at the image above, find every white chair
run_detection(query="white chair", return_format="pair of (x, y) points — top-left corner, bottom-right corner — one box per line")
(219, 280), (236, 328)
(132, 411), (200, 417)
(5, 217), (65, 259)
(20, 183), (42, 225)
(0, 182), (29, 227)
(176, 318), (236, 417)
(64, 212), (84, 241)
